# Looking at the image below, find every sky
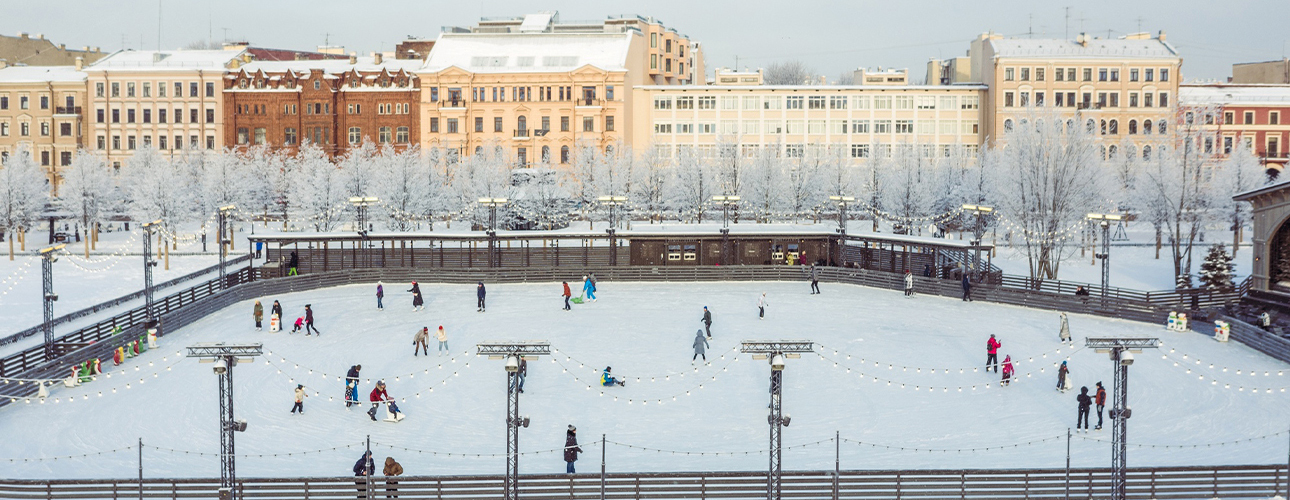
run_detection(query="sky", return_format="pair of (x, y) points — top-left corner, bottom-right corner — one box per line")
(6, 0), (1288, 83)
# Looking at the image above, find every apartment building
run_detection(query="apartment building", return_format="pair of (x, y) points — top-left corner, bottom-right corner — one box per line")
(1180, 83), (1290, 174)
(630, 83), (986, 162)
(0, 32), (105, 67)
(965, 31), (1182, 147)
(223, 54), (421, 158)
(84, 49), (248, 168)
(418, 32), (646, 166)
(1232, 58), (1290, 84)
(0, 64), (87, 194)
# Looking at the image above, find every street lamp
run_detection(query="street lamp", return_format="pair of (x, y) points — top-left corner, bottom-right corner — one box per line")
(350, 197), (379, 269)
(961, 205), (994, 281)
(477, 342), (550, 500)
(38, 244), (64, 360)
(478, 197), (508, 268)
(1086, 337), (1159, 500)
(1086, 213), (1123, 297)
(186, 343), (262, 500)
(828, 196), (855, 235)
(741, 340), (814, 500)
(141, 220), (162, 332)
(217, 205), (236, 290)
(713, 196), (740, 266)
(598, 196), (628, 266)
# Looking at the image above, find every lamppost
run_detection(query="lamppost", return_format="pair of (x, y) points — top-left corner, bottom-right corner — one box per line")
(1085, 337), (1158, 500)
(186, 343), (262, 500)
(740, 340), (814, 500)
(477, 342), (550, 500)
(38, 244), (64, 359)
(1086, 213), (1122, 297)
(828, 196), (855, 234)
(141, 220), (162, 331)
(598, 196), (627, 265)
(712, 195), (739, 265)
(478, 197), (508, 268)
(350, 197), (378, 269)
(961, 205), (994, 281)
(217, 205), (235, 289)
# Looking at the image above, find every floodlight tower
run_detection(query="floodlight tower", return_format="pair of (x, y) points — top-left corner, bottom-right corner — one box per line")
(38, 244), (65, 359)
(477, 341), (551, 500)
(1085, 337), (1159, 500)
(740, 340), (814, 500)
(186, 343), (263, 500)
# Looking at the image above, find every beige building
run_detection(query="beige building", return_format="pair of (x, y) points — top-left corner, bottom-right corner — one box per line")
(712, 68), (763, 86)
(1232, 58), (1290, 84)
(853, 67), (910, 86)
(83, 49), (248, 168)
(631, 83), (986, 162)
(417, 32), (649, 166)
(0, 64), (88, 194)
(0, 32), (105, 67)
(964, 31), (1182, 147)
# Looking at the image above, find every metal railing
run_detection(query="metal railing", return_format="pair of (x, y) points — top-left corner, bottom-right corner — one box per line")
(513, 128), (530, 138)
(54, 106), (81, 115)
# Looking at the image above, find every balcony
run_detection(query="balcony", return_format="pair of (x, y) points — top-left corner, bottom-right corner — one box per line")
(1076, 102), (1103, 110)
(513, 128), (530, 139)
(576, 98), (602, 108)
(55, 106), (81, 115)
(439, 99), (466, 108)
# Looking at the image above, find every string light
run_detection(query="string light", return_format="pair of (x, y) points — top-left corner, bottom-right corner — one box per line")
(0, 258), (35, 297)
(813, 342), (1077, 377)
(549, 351), (740, 406)
(262, 349), (473, 403)
(813, 348), (1084, 393)
(606, 438), (830, 456)
(840, 435), (1066, 453)
(1074, 430), (1289, 449)
(551, 345), (740, 382)
(372, 440), (600, 458)
(2, 446), (134, 463)
(147, 442), (364, 458)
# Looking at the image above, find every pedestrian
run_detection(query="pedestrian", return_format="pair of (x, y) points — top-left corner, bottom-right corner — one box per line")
(564, 425), (583, 474)
(904, 270), (914, 297)
(1000, 355), (1014, 386)
(808, 264), (820, 294)
(292, 316), (304, 333)
(287, 250), (299, 276)
(408, 282), (423, 312)
(345, 365), (362, 407)
(477, 282), (487, 312)
(562, 281), (572, 310)
(412, 327), (429, 357)
(961, 274), (972, 301)
(1076, 386), (1092, 431)
(1261, 311), (1273, 331)
(601, 366), (625, 387)
(692, 329), (709, 362)
(1059, 312), (1071, 343)
(376, 282), (384, 311)
(701, 306), (713, 338)
(368, 380), (390, 421)
(291, 384), (307, 414)
(353, 450), (375, 499)
(436, 326), (448, 355)
(253, 300), (263, 331)
(304, 304), (320, 335)
(1056, 360), (1069, 392)
(382, 457), (403, 499)
(271, 300), (283, 322)
(1094, 382), (1107, 430)
(583, 275), (597, 302)
(986, 334), (1001, 373)
(923, 263), (932, 278)
(757, 292), (768, 319)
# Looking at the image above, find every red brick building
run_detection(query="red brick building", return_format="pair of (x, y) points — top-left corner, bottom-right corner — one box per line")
(1180, 84), (1290, 176)
(223, 55), (421, 158)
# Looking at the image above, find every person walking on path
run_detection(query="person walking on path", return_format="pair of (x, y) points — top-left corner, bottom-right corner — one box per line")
(1001, 355), (1014, 386)
(986, 334), (1002, 373)
(961, 274), (972, 301)
(1056, 361), (1070, 392)
(692, 330), (710, 362)
(304, 304), (320, 335)
(1094, 382), (1107, 430)
(808, 264), (821, 294)
(477, 282), (487, 312)
(345, 365), (362, 407)
(413, 327), (430, 357)
(435, 326), (448, 355)
(376, 282), (384, 311)
(583, 275), (597, 302)
(1076, 386), (1093, 431)
(1059, 312), (1071, 342)
(904, 270), (914, 297)
(291, 384), (307, 414)
(701, 306), (713, 338)
(757, 293), (768, 319)
(408, 282), (423, 312)
(382, 457), (403, 499)
(562, 281), (572, 310)
(253, 301), (263, 330)
(564, 425), (583, 474)
(353, 451), (375, 499)
(287, 251), (299, 276)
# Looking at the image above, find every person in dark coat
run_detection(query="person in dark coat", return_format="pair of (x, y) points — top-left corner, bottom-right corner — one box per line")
(701, 306), (712, 338)
(922, 264), (932, 278)
(353, 450), (375, 499)
(288, 251), (299, 276)
(408, 282), (423, 312)
(1076, 386), (1092, 431)
(808, 264), (820, 294)
(376, 282), (384, 311)
(961, 274), (972, 301)
(692, 329), (710, 362)
(345, 365), (362, 407)
(271, 300), (283, 321)
(564, 425), (583, 474)
(1056, 361), (1069, 392)
(304, 304), (320, 335)
(477, 282), (486, 312)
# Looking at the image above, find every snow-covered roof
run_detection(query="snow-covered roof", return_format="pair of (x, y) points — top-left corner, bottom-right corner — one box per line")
(1233, 179), (1290, 201)
(0, 65), (86, 83)
(421, 32), (632, 73)
(988, 37), (1179, 59)
(1180, 84), (1290, 107)
(86, 49), (246, 71)
(237, 57), (422, 75)
(636, 84), (988, 91)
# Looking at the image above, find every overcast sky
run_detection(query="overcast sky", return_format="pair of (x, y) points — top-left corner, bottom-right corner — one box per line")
(8, 0), (1288, 82)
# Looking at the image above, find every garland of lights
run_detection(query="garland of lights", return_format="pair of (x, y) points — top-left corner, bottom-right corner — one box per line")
(0, 258), (35, 297)
(549, 351), (741, 406)
(261, 349), (473, 404)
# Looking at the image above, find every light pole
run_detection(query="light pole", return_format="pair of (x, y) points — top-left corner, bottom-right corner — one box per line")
(1086, 213), (1122, 297)
(961, 205), (994, 282)
(186, 343), (262, 500)
(1086, 337), (1159, 500)
(478, 197), (508, 268)
(141, 220), (162, 331)
(712, 195), (740, 265)
(598, 196), (627, 266)
(828, 196), (855, 234)
(741, 340), (814, 500)
(38, 244), (64, 360)
(217, 205), (235, 289)
(350, 197), (378, 269)
(477, 342), (550, 500)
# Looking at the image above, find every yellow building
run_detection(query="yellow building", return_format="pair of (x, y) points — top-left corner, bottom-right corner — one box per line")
(83, 49), (248, 168)
(0, 64), (88, 194)
(965, 31), (1182, 147)
(630, 83), (986, 162)
(418, 32), (649, 165)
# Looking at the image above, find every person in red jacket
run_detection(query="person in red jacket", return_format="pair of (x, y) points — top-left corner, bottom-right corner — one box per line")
(562, 281), (572, 311)
(367, 381), (390, 421)
(986, 334), (1002, 373)
(1094, 381), (1107, 430)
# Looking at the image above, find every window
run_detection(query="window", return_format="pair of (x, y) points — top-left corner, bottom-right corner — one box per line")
(95, 83), (104, 97)
(786, 96), (803, 109)
(111, 83), (119, 97)
(1019, 92), (1029, 107)
(237, 127), (249, 145)
(253, 127), (266, 145)
(1158, 92), (1168, 107)
(1020, 67), (1030, 81)
(111, 109), (119, 123)
(1273, 112), (1281, 125)
(96, 109), (104, 123)
(112, 135), (120, 149)
(39, 151), (49, 166)
(1004, 92), (1014, 107)
(742, 120), (759, 134)
(1109, 69), (1119, 82)
(1130, 69), (1139, 82)
(894, 96), (913, 110)
(560, 116), (570, 132)
(19, 96), (28, 109)
(654, 123), (672, 134)
(654, 97), (672, 110)
(895, 120), (913, 134)
(394, 126), (408, 143)
(583, 117), (594, 132)
(1144, 93), (1153, 108)
(1035, 91), (1045, 107)
(676, 96), (693, 109)
(807, 120), (825, 134)
(60, 123), (70, 136)
(917, 120), (934, 134)
(1005, 68), (1015, 81)
(698, 96), (716, 109)
(1160, 68), (1169, 82)
(962, 120), (979, 135)
(159, 135), (167, 150)
(206, 82), (215, 97)
(379, 126), (392, 143)
(762, 96), (782, 110)
(284, 128), (297, 145)
(474, 117), (484, 133)
(429, 118), (439, 133)
(741, 96), (759, 110)
(917, 96), (936, 109)
(852, 96), (869, 109)
(1004, 119), (1014, 133)
(206, 109), (214, 123)
(189, 82), (198, 97)
(873, 120), (891, 134)
(677, 123), (693, 134)
(492, 117), (503, 133)
(850, 120), (869, 134)
(143, 109), (151, 123)
(1055, 68), (1065, 82)
(1108, 93), (1119, 108)
(446, 118), (458, 134)
(348, 104), (361, 114)
(830, 96), (848, 109)
(348, 127), (362, 145)
(1, 122), (10, 136)
(206, 136), (215, 150)
(1099, 68), (1108, 82)
(1036, 68), (1045, 81)
(1110, 119), (1120, 134)
(1082, 68), (1093, 82)
(127, 82), (136, 97)
(961, 95), (979, 109)
(650, 54), (657, 70)
(808, 96), (826, 109)
(96, 135), (104, 149)
(606, 86), (614, 101)
(60, 152), (71, 166)
(39, 95), (48, 109)
(1128, 120), (1138, 134)
(605, 116), (615, 132)
(127, 135), (136, 150)
(1129, 93), (1139, 108)
(174, 82), (182, 97)
(190, 109), (198, 123)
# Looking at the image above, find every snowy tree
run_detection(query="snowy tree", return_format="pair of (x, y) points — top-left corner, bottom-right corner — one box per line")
(879, 145), (935, 233)
(1198, 243), (1235, 291)
(200, 149), (249, 222)
(340, 141), (379, 198)
(1213, 146), (1268, 251)
(123, 147), (190, 238)
(292, 143), (346, 231)
(512, 160), (569, 230)
(1136, 109), (1220, 289)
(713, 135), (744, 203)
(670, 148), (712, 223)
(0, 146), (48, 259)
(262, 148), (296, 229)
(451, 145), (511, 227)
(568, 141), (603, 224)
(418, 149), (448, 229)
(374, 145), (426, 231)
(635, 145), (670, 223)
(784, 148), (823, 221)
(743, 144), (785, 222)
(58, 150), (111, 256)
(764, 60), (815, 85)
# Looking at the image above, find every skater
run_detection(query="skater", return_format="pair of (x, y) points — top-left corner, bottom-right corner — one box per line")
(368, 380), (391, 421)
(271, 300), (283, 321)
(808, 264), (821, 294)
(287, 251), (299, 276)
(412, 327), (429, 356)
(382, 457), (403, 499)
(376, 282), (384, 310)
(757, 292), (768, 319)
(345, 365), (362, 407)
(904, 270), (914, 297)
(477, 282), (486, 312)
(986, 334), (1001, 373)
(1059, 312), (1071, 342)
(1094, 382), (1107, 430)
(961, 274), (972, 301)
(692, 329), (709, 362)
(291, 384), (306, 414)
(253, 300), (263, 330)
(564, 425), (583, 474)
(701, 306), (712, 338)
(304, 304), (320, 335)
(1076, 386), (1092, 430)
(436, 326), (448, 355)
(1000, 355), (1014, 386)
(292, 316), (305, 333)
(583, 275), (597, 302)
(562, 281), (572, 310)
(408, 282), (423, 312)
(601, 366), (625, 387)
(1056, 361), (1069, 392)
(353, 450), (375, 499)
(510, 357), (527, 393)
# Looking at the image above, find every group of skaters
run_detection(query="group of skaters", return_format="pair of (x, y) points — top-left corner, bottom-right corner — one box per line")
(899, 265), (973, 301)
(350, 424), (584, 483)
(984, 313), (1108, 432)
(339, 365), (406, 422)
(252, 300), (320, 335)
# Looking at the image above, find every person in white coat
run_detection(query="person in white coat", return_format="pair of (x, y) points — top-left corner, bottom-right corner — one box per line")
(1059, 312), (1071, 342)
(757, 293), (768, 319)
(904, 270), (914, 297)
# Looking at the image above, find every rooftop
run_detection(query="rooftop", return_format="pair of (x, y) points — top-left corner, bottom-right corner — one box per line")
(86, 49), (247, 71)
(422, 32), (633, 73)
(636, 83), (987, 91)
(1180, 84), (1290, 106)
(988, 37), (1179, 59)
(237, 56), (423, 75)
(0, 65), (86, 83)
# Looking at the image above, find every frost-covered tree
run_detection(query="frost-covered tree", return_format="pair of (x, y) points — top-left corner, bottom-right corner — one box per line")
(1198, 243), (1235, 291)
(0, 146), (48, 259)
(880, 145), (935, 233)
(784, 148), (822, 221)
(1213, 146), (1268, 251)
(743, 144), (785, 222)
(340, 141), (379, 198)
(201, 149), (249, 220)
(292, 143), (346, 231)
(452, 145), (511, 227)
(375, 145), (426, 231)
(513, 161), (569, 230)
(124, 147), (190, 238)
(1136, 108), (1220, 289)
(635, 145), (670, 223)
(58, 150), (111, 256)
(670, 148), (712, 223)
(419, 149), (448, 229)
(764, 60), (815, 85)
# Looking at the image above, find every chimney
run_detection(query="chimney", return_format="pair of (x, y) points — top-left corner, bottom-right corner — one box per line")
(0, 59), (7, 69)
(349, 53), (358, 65)
(36, 34), (44, 40)
(74, 57), (83, 71)
(59, 44), (65, 50)
(1157, 30), (1167, 41)
(1077, 32), (1088, 47)
(18, 32), (28, 39)
(82, 46), (90, 51)
(373, 52), (383, 64)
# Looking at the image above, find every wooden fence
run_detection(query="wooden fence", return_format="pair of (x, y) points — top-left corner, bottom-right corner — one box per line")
(0, 465), (1284, 499)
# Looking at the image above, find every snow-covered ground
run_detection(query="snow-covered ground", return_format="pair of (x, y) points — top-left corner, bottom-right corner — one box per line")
(1, 280), (1286, 479)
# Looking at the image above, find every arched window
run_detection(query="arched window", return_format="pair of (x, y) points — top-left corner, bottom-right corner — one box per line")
(474, 146), (483, 156)
(1128, 120), (1138, 135)
(1158, 120), (1167, 134)
(517, 115), (527, 133)
(1100, 120), (1107, 135)
(1086, 119), (1096, 133)
(1143, 120), (1153, 135)
(1100, 145), (1107, 159)
(1066, 119), (1075, 132)
(1142, 145), (1152, 160)
(541, 145), (550, 163)
(1003, 119), (1014, 132)
(560, 146), (570, 164)
(605, 144), (615, 157)
(1108, 145), (1118, 159)
(1109, 119), (1118, 135)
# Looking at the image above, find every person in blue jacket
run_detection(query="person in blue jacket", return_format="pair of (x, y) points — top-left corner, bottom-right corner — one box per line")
(477, 282), (487, 312)
(583, 275), (597, 302)
(601, 366), (625, 387)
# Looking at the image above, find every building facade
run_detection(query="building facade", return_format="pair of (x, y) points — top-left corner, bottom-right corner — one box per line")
(223, 54), (421, 158)
(1232, 59), (1290, 85)
(0, 32), (105, 67)
(1180, 83), (1290, 175)
(0, 65), (87, 194)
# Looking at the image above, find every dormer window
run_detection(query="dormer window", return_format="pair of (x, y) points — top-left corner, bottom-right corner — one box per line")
(238, 79), (248, 89)
(313, 80), (321, 90)
(255, 80), (265, 89)
(350, 79), (359, 88)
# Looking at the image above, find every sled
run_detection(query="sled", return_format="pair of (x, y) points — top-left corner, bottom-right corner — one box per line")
(269, 314), (281, 333)
(571, 295), (585, 305)
(383, 402), (405, 423)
